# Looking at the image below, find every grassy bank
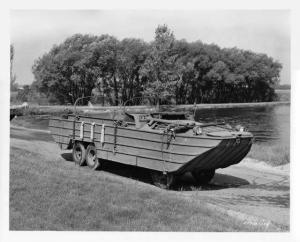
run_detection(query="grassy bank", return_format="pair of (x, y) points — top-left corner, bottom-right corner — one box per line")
(247, 143), (290, 166)
(10, 144), (269, 231)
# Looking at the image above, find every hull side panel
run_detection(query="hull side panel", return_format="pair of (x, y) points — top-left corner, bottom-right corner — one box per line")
(49, 116), (252, 173)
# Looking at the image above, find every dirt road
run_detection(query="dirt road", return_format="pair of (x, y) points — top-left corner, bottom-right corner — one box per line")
(10, 125), (290, 230)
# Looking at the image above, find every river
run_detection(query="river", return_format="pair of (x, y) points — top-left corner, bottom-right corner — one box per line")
(194, 104), (290, 147)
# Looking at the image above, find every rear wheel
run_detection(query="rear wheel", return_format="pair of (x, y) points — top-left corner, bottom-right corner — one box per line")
(192, 169), (215, 185)
(151, 171), (175, 189)
(86, 144), (101, 170)
(72, 142), (86, 166)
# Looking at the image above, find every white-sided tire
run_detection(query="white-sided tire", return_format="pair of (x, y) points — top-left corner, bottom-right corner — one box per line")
(86, 144), (101, 170)
(72, 142), (86, 166)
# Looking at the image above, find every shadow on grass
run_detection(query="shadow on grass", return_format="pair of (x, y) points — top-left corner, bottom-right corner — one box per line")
(61, 152), (250, 191)
(173, 173), (250, 191)
(61, 153), (74, 162)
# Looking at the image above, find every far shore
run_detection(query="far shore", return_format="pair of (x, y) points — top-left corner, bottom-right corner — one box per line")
(21, 101), (290, 115)
(168, 101), (290, 110)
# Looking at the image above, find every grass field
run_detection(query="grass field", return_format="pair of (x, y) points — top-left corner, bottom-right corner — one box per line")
(10, 144), (270, 231)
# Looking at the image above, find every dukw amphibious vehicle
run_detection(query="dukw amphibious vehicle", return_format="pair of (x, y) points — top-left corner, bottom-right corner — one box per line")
(49, 97), (253, 188)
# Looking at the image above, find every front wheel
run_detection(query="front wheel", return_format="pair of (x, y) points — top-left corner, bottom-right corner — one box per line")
(86, 144), (101, 170)
(191, 169), (215, 185)
(72, 142), (86, 166)
(151, 171), (176, 189)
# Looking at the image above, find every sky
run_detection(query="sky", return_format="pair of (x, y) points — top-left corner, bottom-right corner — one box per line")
(10, 9), (290, 85)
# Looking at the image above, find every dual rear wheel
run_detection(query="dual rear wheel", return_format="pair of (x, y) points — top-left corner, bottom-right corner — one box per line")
(72, 142), (101, 170)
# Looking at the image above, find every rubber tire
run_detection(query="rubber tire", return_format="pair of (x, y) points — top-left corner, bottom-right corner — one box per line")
(192, 170), (215, 185)
(86, 144), (101, 170)
(151, 171), (175, 189)
(72, 142), (86, 166)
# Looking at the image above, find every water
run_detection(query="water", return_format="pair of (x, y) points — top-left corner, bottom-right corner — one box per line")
(194, 104), (290, 146)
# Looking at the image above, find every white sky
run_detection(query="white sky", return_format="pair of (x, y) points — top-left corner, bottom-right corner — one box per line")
(10, 9), (290, 85)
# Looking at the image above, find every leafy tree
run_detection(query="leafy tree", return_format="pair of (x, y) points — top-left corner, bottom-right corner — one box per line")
(31, 25), (282, 105)
(10, 44), (18, 91)
(16, 85), (31, 102)
(90, 36), (121, 105)
(140, 25), (180, 104)
(33, 34), (102, 104)
(118, 38), (149, 103)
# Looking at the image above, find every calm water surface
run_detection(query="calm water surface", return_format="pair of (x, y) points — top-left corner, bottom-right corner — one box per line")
(194, 104), (290, 146)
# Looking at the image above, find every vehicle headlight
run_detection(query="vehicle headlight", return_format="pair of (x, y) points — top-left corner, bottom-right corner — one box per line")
(235, 125), (245, 132)
(193, 126), (202, 135)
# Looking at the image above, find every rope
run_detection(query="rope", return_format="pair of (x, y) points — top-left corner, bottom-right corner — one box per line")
(112, 120), (127, 154)
(161, 126), (176, 173)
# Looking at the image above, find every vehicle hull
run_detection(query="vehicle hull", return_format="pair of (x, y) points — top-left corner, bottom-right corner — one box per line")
(49, 115), (253, 174)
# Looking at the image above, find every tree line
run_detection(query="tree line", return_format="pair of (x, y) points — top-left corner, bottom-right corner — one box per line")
(30, 25), (282, 105)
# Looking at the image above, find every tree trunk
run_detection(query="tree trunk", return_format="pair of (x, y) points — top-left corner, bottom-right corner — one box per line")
(113, 75), (118, 106)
